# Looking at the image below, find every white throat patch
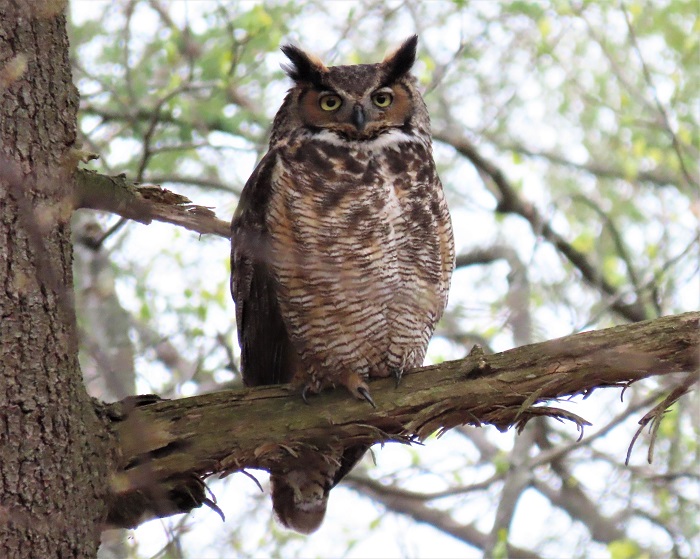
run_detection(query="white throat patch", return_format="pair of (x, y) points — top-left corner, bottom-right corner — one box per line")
(313, 128), (422, 151)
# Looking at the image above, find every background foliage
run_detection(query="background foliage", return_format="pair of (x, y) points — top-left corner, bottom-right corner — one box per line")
(68, 1), (698, 558)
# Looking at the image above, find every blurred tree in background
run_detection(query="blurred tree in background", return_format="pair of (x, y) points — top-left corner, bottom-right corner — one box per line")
(65, 1), (698, 558)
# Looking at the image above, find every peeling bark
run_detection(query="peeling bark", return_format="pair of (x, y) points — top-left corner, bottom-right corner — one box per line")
(73, 168), (231, 238)
(107, 312), (699, 527)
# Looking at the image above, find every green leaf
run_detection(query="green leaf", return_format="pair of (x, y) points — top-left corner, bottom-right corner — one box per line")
(607, 539), (642, 559)
(571, 231), (595, 254)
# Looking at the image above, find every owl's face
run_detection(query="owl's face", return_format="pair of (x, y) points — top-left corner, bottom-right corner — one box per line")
(294, 77), (412, 141)
(273, 36), (428, 143)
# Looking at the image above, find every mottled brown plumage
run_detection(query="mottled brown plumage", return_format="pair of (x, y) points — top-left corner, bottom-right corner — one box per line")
(231, 36), (454, 533)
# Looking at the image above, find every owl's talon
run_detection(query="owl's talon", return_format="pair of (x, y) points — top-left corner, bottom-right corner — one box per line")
(391, 368), (403, 388)
(356, 386), (376, 409)
(301, 385), (312, 405)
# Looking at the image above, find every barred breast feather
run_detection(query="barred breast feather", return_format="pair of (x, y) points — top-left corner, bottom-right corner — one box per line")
(264, 129), (454, 393)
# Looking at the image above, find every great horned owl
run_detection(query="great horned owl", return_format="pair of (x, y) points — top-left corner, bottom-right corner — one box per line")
(231, 36), (454, 533)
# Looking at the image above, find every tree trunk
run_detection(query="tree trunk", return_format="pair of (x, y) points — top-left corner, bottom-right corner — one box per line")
(0, 2), (109, 557)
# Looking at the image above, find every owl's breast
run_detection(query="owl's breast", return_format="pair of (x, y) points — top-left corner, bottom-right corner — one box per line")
(265, 134), (452, 380)
(271, 138), (409, 247)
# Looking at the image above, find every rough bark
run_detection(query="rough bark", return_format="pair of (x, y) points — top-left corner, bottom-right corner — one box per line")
(108, 312), (698, 527)
(0, 2), (111, 557)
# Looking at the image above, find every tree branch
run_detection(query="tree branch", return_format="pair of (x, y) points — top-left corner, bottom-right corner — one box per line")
(455, 245), (532, 345)
(142, 173), (240, 194)
(105, 312), (699, 527)
(620, 1), (697, 190)
(345, 475), (543, 559)
(73, 168), (231, 238)
(490, 140), (683, 189)
(435, 129), (651, 323)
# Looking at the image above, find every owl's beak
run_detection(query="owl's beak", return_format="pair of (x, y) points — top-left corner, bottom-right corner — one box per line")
(351, 104), (366, 131)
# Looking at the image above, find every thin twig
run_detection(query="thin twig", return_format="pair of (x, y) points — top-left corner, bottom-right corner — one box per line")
(620, 2), (697, 190)
(626, 373), (700, 465)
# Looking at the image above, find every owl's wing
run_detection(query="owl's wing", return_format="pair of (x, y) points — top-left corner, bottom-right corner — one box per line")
(231, 151), (298, 387)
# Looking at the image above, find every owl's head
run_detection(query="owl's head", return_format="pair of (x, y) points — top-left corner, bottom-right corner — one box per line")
(270, 470), (330, 534)
(271, 36), (428, 144)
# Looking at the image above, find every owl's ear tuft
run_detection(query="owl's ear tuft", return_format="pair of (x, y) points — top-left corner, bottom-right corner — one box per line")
(381, 35), (418, 84)
(280, 44), (328, 86)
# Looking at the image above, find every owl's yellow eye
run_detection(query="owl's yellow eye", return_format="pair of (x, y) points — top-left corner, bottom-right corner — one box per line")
(372, 91), (393, 108)
(319, 94), (342, 111)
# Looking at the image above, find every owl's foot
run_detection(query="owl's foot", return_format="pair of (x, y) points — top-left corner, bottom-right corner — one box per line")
(356, 385), (376, 409)
(391, 368), (403, 388)
(340, 371), (376, 408)
(301, 385), (311, 405)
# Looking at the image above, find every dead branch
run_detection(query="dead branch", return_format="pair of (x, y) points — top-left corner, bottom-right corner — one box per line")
(626, 372), (700, 465)
(73, 168), (231, 238)
(104, 312), (699, 527)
